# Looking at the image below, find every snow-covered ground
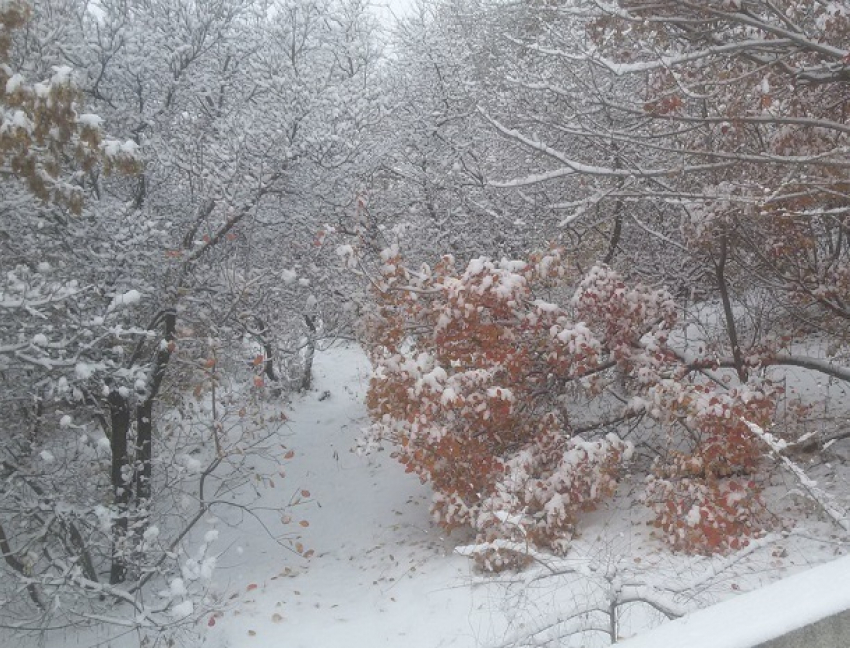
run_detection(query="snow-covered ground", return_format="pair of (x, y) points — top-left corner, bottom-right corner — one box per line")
(202, 344), (488, 647)
(8, 344), (849, 648)
(199, 344), (850, 648)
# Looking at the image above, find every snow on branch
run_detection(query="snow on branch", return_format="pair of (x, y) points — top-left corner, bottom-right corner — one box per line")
(592, 39), (798, 76)
(745, 420), (850, 533)
(676, 351), (850, 385)
(478, 108), (734, 187)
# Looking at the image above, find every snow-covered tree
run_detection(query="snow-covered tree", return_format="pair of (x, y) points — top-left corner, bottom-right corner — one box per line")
(0, 0), (385, 638)
(358, 0), (850, 568)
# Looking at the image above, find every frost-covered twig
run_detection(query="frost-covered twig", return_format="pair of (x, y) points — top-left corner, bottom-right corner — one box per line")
(488, 606), (611, 648)
(618, 587), (686, 620)
(659, 531), (789, 598)
(745, 420), (850, 532)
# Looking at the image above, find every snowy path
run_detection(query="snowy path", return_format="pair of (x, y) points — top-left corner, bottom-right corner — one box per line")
(204, 345), (500, 648)
(201, 344), (850, 648)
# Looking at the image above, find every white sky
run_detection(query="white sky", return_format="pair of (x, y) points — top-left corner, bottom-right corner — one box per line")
(373, 0), (418, 23)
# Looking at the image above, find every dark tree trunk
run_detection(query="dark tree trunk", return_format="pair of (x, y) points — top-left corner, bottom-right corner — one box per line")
(108, 390), (131, 585)
(0, 521), (44, 608)
(300, 314), (317, 392)
(134, 400), (153, 506)
(715, 231), (748, 383)
(253, 317), (278, 382)
(134, 310), (176, 505)
(603, 150), (624, 266)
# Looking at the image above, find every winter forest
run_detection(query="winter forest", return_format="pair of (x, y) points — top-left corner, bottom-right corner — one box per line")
(2, 0), (850, 646)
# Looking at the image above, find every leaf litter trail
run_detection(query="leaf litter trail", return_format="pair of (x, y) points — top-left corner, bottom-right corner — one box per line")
(204, 345), (502, 648)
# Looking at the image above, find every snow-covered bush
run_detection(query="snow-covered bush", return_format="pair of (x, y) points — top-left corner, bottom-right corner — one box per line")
(360, 246), (800, 566)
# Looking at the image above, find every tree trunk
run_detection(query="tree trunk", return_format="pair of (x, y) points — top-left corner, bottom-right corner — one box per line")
(603, 148), (624, 266)
(133, 310), (176, 505)
(108, 390), (131, 585)
(715, 231), (748, 383)
(134, 400), (153, 506)
(253, 317), (278, 382)
(300, 314), (317, 392)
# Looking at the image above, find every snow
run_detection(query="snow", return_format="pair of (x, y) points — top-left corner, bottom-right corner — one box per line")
(169, 578), (187, 598)
(532, 299), (560, 313)
(77, 113), (103, 128)
(108, 289), (142, 311)
(101, 139), (140, 160)
(193, 345), (850, 648)
(4, 109), (33, 134)
(12, 345), (850, 648)
(5, 73), (24, 94)
(170, 600), (194, 619)
(685, 505), (701, 527)
(92, 505), (113, 532)
(201, 345), (486, 648)
(617, 555), (850, 648)
(75, 362), (95, 380)
(50, 66), (73, 86)
(181, 454), (202, 474)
